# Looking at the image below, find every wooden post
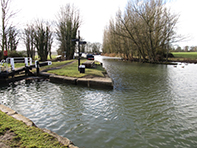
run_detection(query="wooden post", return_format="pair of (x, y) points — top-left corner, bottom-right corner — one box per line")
(35, 61), (39, 76)
(10, 58), (15, 71)
(25, 58), (28, 67)
(30, 58), (32, 65)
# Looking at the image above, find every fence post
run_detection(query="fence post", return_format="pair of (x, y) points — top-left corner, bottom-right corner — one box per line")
(35, 60), (39, 76)
(10, 58), (15, 71)
(25, 58), (28, 67)
(30, 58), (32, 65)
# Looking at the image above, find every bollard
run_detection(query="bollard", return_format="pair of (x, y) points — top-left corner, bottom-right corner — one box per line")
(79, 65), (85, 73)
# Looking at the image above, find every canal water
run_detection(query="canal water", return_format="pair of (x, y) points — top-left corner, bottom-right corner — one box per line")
(1, 56), (197, 148)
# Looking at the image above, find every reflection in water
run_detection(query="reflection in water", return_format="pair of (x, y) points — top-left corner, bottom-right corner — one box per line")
(1, 59), (197, 148)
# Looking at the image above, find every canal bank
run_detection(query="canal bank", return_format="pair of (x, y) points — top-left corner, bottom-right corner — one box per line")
(0, 59), (113, 147)
(1, 57), (197, 147)
(0, 59), (114, 89)
(39, 59), (113, 89)
(0, 104), (79, 148)
(39, 72), (113, 89)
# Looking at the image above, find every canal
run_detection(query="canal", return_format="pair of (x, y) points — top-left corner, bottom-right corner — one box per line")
(1, 56), (197, 147)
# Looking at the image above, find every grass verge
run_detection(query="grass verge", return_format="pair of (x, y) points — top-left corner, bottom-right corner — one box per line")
(0, 111), (67, 148)
(47, 59), (105, 78)
(0, 63), (25, 69)
(39, 60), (75, 71)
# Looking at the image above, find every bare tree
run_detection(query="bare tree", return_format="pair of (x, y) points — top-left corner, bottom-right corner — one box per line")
(85, 41), (92, 53)
(1, 0), (17, 58)
(103, 0), (181, 62)
(56, 3), (81, 60)
(23, 25), (35, 59)
(190, 46), (197, 52)
(91, 42), (101, 53)
(34, 21), (53, 61)
(7, 26), (19, 51)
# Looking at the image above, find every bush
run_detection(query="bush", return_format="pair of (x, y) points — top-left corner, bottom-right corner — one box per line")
(163, 53), (174, 58)
(8, 50), (27, 57)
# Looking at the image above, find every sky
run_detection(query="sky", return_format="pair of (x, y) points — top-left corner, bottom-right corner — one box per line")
(11, 0), (128, 51)
(170, 0), (197, 48)
(4, 0), (197, 51)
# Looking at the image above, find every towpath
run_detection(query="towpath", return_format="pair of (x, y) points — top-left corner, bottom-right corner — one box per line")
(41, 60), (76, 72)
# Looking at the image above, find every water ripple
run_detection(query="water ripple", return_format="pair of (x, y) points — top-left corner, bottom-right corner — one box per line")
(1, 62), (197, 147)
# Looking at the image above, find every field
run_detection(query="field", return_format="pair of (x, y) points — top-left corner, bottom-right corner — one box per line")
(171, 52), (197, 60)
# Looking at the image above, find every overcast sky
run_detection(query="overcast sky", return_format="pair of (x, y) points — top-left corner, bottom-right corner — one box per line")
(12, 0), (127, 42)
(5, 0), (197, 50)
(171, 0), (197, 47)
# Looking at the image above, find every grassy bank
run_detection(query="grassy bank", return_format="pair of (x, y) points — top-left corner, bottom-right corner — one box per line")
(102, 52), (197, 62)
(171, 52), (197, 60)
(45, 59), (106, 78)
(0, 111), (67, 148)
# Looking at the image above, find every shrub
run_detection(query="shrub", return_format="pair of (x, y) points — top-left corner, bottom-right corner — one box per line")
(8, 50), (27, 57)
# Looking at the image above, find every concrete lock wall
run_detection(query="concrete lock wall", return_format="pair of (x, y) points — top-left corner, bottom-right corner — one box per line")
(39, 72), (114, 89)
